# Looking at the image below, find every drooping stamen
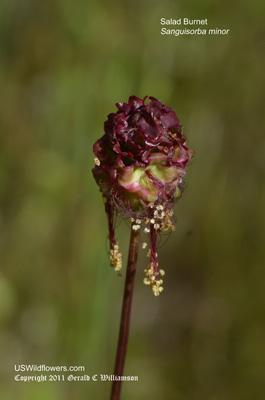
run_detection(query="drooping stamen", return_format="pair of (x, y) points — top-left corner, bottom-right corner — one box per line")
(143, 206), (164, 296)
(149, 219), (158, 277)
(105, 199), (123, 272)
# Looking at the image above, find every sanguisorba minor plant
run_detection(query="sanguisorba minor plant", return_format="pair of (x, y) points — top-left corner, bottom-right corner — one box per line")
(92, 95), (194, 400)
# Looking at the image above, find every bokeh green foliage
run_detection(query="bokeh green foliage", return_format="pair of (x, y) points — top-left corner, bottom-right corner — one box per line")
(0, 0), (265, 399)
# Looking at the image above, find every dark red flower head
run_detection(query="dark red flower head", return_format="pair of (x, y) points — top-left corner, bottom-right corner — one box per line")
(92, 96), (194, 295)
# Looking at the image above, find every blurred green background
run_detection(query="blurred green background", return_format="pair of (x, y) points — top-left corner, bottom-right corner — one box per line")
(1, 0), (265, 399)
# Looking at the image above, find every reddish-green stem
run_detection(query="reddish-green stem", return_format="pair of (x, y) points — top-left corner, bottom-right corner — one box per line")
(110, 225), (141, 400)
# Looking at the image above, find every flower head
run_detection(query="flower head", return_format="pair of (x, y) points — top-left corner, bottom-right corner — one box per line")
(92, 96), (194, 295)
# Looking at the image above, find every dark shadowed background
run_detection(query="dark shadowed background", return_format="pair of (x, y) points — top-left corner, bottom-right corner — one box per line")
(1, 0), (265, 399)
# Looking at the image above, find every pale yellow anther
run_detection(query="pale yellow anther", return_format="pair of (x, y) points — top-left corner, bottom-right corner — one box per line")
(154, 224), (160, 230)
(142, 242), (147, 249)
(144, 227), (150, 233)
(136, 219), (142, 224)
(132, 224), (141, 231)
(150, 218), (155, 224)
(152, 286), (160, 296)
(109, 244), (123, 272)
(159, 269), (165, 276)
(94, 157), (100, 166)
